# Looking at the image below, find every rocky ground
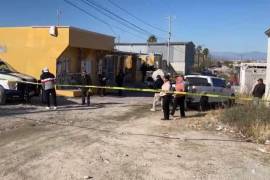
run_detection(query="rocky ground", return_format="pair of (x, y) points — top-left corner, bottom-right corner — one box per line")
(0, 95), (270, 180)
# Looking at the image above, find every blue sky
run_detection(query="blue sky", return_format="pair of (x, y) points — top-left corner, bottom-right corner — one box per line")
(0, 0), (269, 53)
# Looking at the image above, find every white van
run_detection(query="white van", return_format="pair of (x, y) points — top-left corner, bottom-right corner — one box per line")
(0, 60), (40, 104)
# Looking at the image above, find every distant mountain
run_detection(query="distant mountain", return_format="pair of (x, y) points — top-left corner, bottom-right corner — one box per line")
(211, 51), (267, 61)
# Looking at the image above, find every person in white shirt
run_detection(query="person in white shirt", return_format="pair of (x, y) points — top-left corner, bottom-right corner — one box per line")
(160, 75), (172, 120)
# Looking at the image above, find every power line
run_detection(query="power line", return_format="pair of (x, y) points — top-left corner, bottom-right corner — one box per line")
(106, 0), (167, 33)
(64, 0), (116, 36)
(64, 0), (147, 41)
(78, 0), (149, 37)
(83, 0), (157, 37)
(65, 0), (167, 42)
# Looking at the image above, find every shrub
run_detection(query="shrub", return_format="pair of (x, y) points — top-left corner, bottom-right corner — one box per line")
(220, 103), (270, 143)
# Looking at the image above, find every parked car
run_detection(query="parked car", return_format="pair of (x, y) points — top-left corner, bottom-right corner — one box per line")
(184, 75), (235, 110)
(0, 60), (40, 104)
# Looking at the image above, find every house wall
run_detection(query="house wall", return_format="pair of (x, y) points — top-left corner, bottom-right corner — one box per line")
(185, 43), (195, 73)
(0, 26), (114, 84)
(266, 37), (270, 99)
(239, 63), (267, 94)
(115, 43), (195, 74)
(0, 27), (69, 78)
(57, 47), (106, 86)
(70, 28), (114, 51)
(115, 45), (147, 54)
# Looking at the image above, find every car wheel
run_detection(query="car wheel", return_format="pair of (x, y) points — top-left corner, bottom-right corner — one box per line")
(0, 86), (6, 105)
(199, 96), (209, 111)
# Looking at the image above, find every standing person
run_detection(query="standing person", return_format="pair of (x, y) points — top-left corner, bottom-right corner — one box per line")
(40, 69), (46, 104)
(81, 70), (92, 106)
(115, 70), (125, 96)
(252, 78), (265, 104)
(98, 72), (107, 96)
(140, 61), (147, 82)
(150, 75), (164, 111)
(160, 75), (172, 120)
(171, 75), (186, 118)
(40, 67), (57, 110)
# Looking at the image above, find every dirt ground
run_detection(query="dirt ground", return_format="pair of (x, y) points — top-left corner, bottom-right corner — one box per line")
(0, 95), (270, 180)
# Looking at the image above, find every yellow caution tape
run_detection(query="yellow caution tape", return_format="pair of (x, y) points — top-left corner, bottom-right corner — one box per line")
(0, 79), (266, 102)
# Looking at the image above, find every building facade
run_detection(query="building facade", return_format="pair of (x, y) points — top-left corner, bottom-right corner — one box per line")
(115, 42), (195, 74)
(265, 28), (270, 100)
(0, 26), (114, 96)
(238, 63), (267, 94)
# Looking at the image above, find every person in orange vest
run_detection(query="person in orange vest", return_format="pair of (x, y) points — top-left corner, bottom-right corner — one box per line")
(171, 75), (186, 118)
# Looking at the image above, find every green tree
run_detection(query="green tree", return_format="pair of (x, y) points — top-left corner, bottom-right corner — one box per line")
(195, 45), (202, 66)
(147, 35), (157, 43)
(202, 48), (209, 62)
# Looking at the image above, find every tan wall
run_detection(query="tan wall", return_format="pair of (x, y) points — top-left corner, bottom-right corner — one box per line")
(58, 47), (80, 73)
(0, 27), (69, 79)
(57, 47), (107, 85)
(70, 28), (115, 51)
(0, 26), (114, 84)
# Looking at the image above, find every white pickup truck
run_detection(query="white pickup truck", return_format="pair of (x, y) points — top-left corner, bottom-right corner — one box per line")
(184, 75), (235, 110)
(0, 60), (40, 104)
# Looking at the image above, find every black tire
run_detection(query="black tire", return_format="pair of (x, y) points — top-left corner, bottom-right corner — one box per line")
(0, 86), (6, 105)
(199, 96), (208, 111)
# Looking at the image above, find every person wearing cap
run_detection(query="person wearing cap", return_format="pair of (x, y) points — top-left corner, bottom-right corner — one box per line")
(171, 75), (186, 118)
(160, 75), (172, 120)
(80, 70), (92, 106)
(252, 78), (265, 104)
(40, 67), (57, 110)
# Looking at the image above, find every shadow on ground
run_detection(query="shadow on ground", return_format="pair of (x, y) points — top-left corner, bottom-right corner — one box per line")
(0, 96), (124, 117)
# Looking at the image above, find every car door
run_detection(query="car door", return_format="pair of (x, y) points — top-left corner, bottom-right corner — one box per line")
(211, 78), (226, 102)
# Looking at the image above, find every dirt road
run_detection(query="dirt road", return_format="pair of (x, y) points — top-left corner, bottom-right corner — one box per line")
(0, 96), (269, 180)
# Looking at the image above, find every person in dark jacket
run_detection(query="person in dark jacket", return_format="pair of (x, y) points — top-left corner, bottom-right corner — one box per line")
(81, 70), (92, 106)
(98, 72), (107, 96)
(252, 78), (265, 104)
(154, 75), (164, 89)
(140, 62), (147, 82)
(115, 70), (125, 96)
(40, 67), (57, 110)
(40, 69), (46, 104)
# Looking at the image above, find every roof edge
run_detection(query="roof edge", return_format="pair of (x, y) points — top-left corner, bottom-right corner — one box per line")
(115, 41), (194, 46)
(0, 25), (114, 39)
(70, 26), (114, 39)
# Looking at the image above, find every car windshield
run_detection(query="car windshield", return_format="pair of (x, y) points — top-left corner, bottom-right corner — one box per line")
(186, 77), (210, 86)
(212, 78), (226, 88)
(0, 61), (17, 73)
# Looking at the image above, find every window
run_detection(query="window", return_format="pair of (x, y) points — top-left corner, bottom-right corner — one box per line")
(0, 61), (17, 73)
(81, 60), (92, 74)
(212, 78), (226, 88)
(186, 77), (210, 86)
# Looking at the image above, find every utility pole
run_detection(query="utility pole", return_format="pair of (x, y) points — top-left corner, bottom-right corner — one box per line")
(167, 16), (172, 67)
(117, 35), (120, 43)
(57, 9), (62, 26)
